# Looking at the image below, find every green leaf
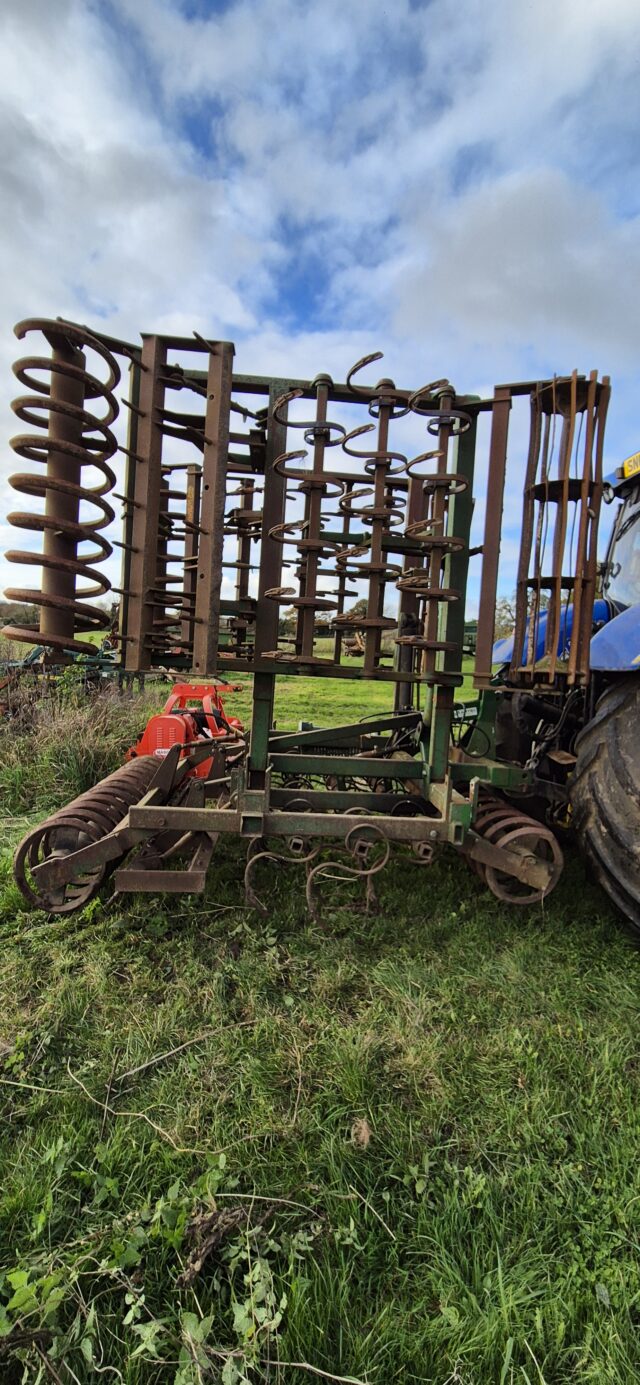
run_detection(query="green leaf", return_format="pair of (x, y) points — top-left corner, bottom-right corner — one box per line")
(232, 1300), (254, 1341)
(500, 1337), (514, 1385)
(43, 1287), (66, 1321)
(0, 1307), (12, 1338)
(130, 1318), (165, 1359)
(181, 1311), (200, 1339)
(123, 1297), (144, 1327)
(6, 1270), (29, 1290)
(80, 1335), (94, 1364)
(7, 1283), (38, 1313)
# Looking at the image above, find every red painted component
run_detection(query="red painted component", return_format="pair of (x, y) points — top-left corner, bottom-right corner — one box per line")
(126, 682), (244, 779)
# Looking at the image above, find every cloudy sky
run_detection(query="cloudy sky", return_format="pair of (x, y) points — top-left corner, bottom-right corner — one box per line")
(1, 0), (639, 609)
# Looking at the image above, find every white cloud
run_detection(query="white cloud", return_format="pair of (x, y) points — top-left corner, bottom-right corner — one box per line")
(0, 0), (638, 606)
(392, 168), (640, 367)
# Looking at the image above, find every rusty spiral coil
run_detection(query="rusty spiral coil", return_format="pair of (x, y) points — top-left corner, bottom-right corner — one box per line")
(472, 794), (563, 904)
(14, 755), (158, 914)
(3, 318), (120, 655)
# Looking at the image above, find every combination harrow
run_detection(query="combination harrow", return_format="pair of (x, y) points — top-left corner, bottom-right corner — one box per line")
(5, 317), (636, 929)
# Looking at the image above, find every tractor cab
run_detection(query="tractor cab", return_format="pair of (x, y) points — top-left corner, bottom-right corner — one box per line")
(588, 451), (640, 674)
(602, 453), (640, 611)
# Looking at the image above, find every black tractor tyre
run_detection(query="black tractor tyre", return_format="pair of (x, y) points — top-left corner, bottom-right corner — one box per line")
(570, 677), (640, 931)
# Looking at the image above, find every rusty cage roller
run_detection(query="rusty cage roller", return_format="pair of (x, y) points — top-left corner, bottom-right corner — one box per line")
(2, 318), (121, 656)
(471, 792), (564, 904)
(14, 756), (159, 913)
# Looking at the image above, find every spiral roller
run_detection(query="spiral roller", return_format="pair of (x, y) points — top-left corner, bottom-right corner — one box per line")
(2, 318), (121, 656)
(14, 755), (158, 913)
(471, 793), (563, 904)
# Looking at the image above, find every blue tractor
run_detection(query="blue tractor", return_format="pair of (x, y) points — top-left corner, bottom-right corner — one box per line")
(493, 451), (640, 929)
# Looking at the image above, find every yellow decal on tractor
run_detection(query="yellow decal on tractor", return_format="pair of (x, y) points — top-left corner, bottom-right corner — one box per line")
(622, 450), (640, 479)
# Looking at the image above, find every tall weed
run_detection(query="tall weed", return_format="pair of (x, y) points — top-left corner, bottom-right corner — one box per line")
(0, 680), (157, 816)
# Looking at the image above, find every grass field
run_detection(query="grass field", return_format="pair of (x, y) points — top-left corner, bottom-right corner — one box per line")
(0, 676), (639, 1384)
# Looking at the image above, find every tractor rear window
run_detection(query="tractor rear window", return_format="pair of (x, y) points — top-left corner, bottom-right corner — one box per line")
(606, 508), (640, 607)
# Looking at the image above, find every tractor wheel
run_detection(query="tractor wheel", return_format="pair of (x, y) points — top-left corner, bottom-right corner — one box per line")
(571, 677), (640, 931)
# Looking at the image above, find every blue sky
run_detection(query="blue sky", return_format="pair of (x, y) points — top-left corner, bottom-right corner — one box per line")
(1, 0), (639, 603)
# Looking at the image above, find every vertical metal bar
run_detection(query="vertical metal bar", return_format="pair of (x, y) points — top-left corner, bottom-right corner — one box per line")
(192, 341), (234, 675)
(333, 477), (355, 665)
(125, 335), (166, 671)
(566, 373), (597, 685)
(473, 387), (511, 686)
(429, 415), (477, 781)
(235, 480), (254, 601)
(40, 336), (86, 648)
(442, 417), (477, 671)
(153, 468), (172, 650)
(363, 394), (392, 676)
(250, 383), (290, 784)
(422, 395), (453, 682)
(254, 384), (289, 658)
(394, 473), (426, 710)
(578, 377), (610, 682)
(233, 477), (254, 654)
(118, 358), (141, 657)
(510, 392), (542, 679)
(526, 409), (552, 673)
(299, 378), (329, 659)
(181, 464), (201, 655)
(544, 372), (577, 677)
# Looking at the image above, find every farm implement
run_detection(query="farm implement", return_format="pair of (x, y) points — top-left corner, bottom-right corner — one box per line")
(3, 318), (639, 927)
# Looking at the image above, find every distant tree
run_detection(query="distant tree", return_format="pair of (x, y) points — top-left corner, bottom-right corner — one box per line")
(494, 595), (517, 639)
(494, 589), (549, 639)
(278, 607), (296, 637)
(345, 598), (368, 621)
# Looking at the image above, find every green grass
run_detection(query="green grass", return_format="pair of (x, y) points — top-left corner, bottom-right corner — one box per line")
(0, 679), (638, 1384)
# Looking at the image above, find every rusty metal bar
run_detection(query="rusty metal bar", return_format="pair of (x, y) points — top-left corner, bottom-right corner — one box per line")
(474, 387), (512, 685)
(192, 342), (234, 675)
(230, 477), (256, 654)
(118, 358), (142, 652)
(569, 375), (610, 684)
(581, 378), (610, 639)
(124, 335), (167, 670)
(299, 377), (330, 659)
(394, 472), (427, 709)
(255, 385), (290, 658)
(180, 464), (201, 653)
(544, 372), (577, 676)
(510, 391), (542, 682)
(129, 803), (449, 842)
(364, 389), (393, 675)
(565, 372), (597, 685)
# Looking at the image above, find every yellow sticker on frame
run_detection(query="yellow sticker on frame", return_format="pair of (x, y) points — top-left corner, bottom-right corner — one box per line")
(622, 451), (640, 479)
